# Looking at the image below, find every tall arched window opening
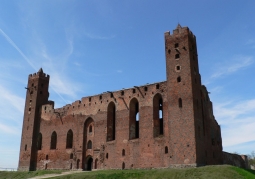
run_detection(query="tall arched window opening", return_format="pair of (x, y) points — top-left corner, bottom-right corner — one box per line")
(87, 140), (92, 149)
(129, 98), (139, 139)
(153, 94), (163, 137)
(107, 102), (116, 141)
(50, 131), (57, 149)
(66, 129), (73, 149)
(37, 133), (42, 150)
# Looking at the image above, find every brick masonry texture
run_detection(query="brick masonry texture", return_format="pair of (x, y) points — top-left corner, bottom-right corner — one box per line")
(18, 25), (224, 171)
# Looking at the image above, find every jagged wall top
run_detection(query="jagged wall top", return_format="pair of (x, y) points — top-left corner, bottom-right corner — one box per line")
(164, 24), (196, 39)
(28, 68), (50, 79)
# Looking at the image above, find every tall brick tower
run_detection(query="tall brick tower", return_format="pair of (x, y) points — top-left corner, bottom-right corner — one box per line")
(18, 68), (50, 171)
(165, 24), (206, 166)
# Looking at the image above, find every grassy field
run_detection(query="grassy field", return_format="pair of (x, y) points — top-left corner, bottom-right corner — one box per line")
(0, 170), (63, 179)
(0, 165), (254, 179)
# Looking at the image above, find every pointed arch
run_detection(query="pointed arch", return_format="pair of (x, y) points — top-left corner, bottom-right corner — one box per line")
(66, 129), (73, 149)
(83, 118), (94, 170)
(129, 98), (139, 139)
(107, 102), (116, 141)
(153, 93), (163, 137)
(87, 140), (92, 149)
(37, 133), (42, 150)
(50, 131), (57, 149)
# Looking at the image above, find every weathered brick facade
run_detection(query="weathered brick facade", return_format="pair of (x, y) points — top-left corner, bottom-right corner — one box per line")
(18, 25), (223, 171)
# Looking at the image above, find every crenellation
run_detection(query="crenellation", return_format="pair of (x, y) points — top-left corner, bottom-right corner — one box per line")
(18, 25), (230, 171)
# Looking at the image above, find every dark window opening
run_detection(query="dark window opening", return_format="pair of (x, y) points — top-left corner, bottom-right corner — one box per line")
(44, 106), (46, 110)
(87, 140), (92, 149)
(107, 102), (116, 141)
(40, 91), (42, 94)
(122, 162), (125, 170)
(175, 43), (179, 48)
(165, 146), (168, 154)
(133, 89), (136, 93)
(153, 94), (164, 137)
(122, 149), (125, 156)
(25, 144), (27, 151)
(30, 99), (32, 103)
(95, 158), (98, 169)
(175, 54), (180, 59)
(177, 76), (181, 82)
(37, 133), (42, 150)
(70, 153), (73, 159)
(121, 91), (124, 96)
(168, 49), (171, 54)
(89, 125), (92, 133)
(30, 91), (33, 95)
(129, 98), (139, 139)
(46, 155), (48, 160)
(89, 97), (91, 102)
(50, 131), (57, 149)
(176, 66), (180, 71)
(156, 84), (159, 89)
(144, 86), (148, 91)
(106, 153), (108, 159)
(179, 98), (182, 108)
(110, 93), (113, 98)
(77, 159), (80, 169)
(29, 108), (31, 111)
(32, 83), (34, 87)
(99, 95), (102, 100)
(66, 129), (73, 149)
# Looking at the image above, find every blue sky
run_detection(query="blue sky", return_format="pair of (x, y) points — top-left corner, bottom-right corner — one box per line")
(0, 0), (254, 169)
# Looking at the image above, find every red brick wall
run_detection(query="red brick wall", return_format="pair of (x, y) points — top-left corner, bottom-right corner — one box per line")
(18, 26), (223, 171)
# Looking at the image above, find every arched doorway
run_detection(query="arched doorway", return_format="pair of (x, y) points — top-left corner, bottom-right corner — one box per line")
(87, 157), (93, 171)
(82, 117), (94, 170)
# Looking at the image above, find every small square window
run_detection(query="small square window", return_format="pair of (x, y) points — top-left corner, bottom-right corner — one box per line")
(175, 43), (179, 48)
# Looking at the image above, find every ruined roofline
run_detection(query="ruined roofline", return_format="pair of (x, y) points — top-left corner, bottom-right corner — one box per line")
(48, 80), (167, 112)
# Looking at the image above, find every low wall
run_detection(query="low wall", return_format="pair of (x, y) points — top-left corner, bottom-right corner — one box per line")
(223, 151), (248, 169)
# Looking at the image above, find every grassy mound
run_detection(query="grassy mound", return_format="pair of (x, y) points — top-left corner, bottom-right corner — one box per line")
(0, 165), (254, 179)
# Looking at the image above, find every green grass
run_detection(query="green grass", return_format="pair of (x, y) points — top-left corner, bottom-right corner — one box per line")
(0, 165), (254, 179)
(0, 170), (63, 179)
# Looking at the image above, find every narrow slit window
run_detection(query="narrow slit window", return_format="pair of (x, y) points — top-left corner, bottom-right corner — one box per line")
(144, 86), (148, 91)
(121, 91), (124, 95)
(179, 98), (182, 108)
(133, 89), (136, 93)
(156, 84), (159, 89)
(177, 76), (181, 82)
(175, 43), (179, 48)
(165, 146), (168, 154)
(122, 149), (125, 156)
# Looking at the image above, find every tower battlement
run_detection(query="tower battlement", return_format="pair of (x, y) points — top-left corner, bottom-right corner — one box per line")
(18, 26), (223, 171)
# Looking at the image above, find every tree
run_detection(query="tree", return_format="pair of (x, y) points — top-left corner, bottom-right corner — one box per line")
(248, 151), (255, 166)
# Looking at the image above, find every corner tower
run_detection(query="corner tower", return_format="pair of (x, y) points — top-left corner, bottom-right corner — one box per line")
(165, 25), (205, 166)
(18, 68), (50, 171)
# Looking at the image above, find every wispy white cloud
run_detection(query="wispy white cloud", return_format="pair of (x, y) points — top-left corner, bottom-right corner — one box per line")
(0, 28), (36, 70)
(214, 99), (255, 147)
(0, 86), (24, 114)
(0, 123), (19, 135)
(211, 56), (253, 79)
